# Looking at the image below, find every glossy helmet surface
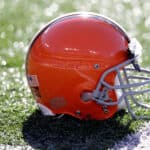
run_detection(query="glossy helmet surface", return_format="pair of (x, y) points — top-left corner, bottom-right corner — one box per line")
(26, 12), (150, 120)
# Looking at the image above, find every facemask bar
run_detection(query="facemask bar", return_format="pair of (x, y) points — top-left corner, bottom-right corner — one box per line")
(92, 58), (150, 119)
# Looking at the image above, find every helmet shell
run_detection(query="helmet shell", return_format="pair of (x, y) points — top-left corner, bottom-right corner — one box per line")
(26, 13), (129, 120)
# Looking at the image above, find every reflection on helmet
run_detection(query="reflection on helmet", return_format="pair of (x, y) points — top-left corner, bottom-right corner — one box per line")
(26, 12), (150, 120)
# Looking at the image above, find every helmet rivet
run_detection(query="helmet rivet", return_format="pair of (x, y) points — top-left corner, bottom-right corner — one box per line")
(102, 106), (109, 114)
(94, 64), (100, 69)
(76, 110), (81, 115)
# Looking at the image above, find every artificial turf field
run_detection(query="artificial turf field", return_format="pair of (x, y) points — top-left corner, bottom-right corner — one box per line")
(0, 0), (150, 149)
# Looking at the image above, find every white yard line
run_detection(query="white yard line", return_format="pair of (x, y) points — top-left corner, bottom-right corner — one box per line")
(0, 145), (34, 150)
(113, 121), (150, 150)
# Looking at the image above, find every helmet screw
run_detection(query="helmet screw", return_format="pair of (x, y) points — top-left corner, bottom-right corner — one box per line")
(76, 110), (81, 115)
(94, 64), (100, 69)
(102, 106), (109, 114)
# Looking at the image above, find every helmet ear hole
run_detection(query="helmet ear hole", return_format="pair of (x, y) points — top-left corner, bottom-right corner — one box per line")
(80, 91), (92, 102)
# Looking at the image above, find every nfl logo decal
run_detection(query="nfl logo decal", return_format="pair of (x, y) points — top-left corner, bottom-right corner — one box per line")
(27, 75), (39, 87)
(27, 75), (41, 99)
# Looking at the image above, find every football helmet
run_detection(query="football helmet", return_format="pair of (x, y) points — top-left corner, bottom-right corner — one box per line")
(26, 12), (150, 120)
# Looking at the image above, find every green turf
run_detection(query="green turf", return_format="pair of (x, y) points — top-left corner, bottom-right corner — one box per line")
(0, 0), (150, 149)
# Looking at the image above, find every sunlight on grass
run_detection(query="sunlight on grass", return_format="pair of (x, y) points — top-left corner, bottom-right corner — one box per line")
(0, 67), (36, 145)
(0, 0), (150, 149)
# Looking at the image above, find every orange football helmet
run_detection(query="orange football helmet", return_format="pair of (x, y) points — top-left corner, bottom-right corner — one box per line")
(26, 12), (150, 120)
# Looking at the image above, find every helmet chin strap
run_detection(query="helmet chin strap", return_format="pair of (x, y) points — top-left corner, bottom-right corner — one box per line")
(128, 38), (142, 71)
